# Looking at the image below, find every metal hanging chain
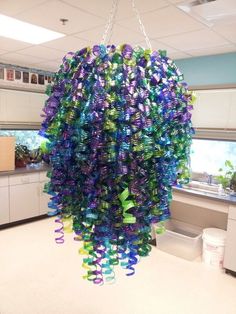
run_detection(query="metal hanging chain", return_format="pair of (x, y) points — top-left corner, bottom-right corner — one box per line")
(101, 0), (119, 45)
(131, 0), (152, 49)
(106, 0), (120, 44)
(101, 0), (152, 49)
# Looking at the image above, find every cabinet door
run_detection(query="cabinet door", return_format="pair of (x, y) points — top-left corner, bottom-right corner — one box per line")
(1, 89), (30, 123)
(228, 90), (236, 129)
(0, 186), (9, 224)
(28, 93), (47, 123)
(0, 89), (7, 121)
(0, 89), (47, 123)
(224, 219), (236, 272)
(191, 88), (236, 129)
(10, 182), (39, 222)
(192, 89), (231, 128)
(39, 171), (50, 215)
(39, 182), (50, 215)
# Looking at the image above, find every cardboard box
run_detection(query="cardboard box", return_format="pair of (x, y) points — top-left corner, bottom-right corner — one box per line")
(0, 137), (15, 171)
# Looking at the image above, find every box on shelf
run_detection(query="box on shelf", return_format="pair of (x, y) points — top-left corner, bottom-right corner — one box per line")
(0, 136), (15, 171)
(154, 219), (203, 261)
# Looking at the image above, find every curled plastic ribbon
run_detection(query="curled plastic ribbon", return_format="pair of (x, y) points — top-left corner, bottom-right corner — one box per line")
(118, 188), (136, 224)
(40, 44), (194, 284)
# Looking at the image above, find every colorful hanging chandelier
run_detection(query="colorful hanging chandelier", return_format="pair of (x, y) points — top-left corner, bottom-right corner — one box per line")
(40, 0), (194, 285)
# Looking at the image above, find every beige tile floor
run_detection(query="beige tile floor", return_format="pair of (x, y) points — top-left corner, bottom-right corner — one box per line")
(0, 217), (236, 314)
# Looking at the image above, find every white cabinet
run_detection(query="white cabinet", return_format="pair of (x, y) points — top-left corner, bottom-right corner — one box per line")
(0, 170), (50, 225)
(0, 90), (6, 121)
(28, 93), (47, 123)
(39, 182), (50, 215)
(9, 172), (39, 185)
(0, 176), (9, 224)
(39, 171), (50, 215)
(10, 182), (40, 222)
(224, 205), (236, 273)
(192, 89), (236, 129)
(0, 186), (9, 224)
(9, 172), (40, 223)
(0, 89), (47, 124)
(0, 176), (8, 187)
(228, 91), (236, 129)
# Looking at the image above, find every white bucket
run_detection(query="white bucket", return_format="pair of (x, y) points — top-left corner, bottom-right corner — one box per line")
(202, 228), (227, 269)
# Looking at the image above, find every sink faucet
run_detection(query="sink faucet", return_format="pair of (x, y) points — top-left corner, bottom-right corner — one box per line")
(203, 172), (213, 185)
(207, 174), (213, 185)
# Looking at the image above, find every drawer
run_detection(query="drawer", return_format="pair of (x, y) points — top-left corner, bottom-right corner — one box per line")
(9, 173), (39, 185)
(228, 205), (236, 220)
(0, 176), (9, 187)
(39, 171), (50, 182)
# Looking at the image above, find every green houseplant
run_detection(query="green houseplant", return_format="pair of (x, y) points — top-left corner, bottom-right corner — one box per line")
(15, 144), (30, 168)
(216, 160), (236, 193)
(29, 148), (42, 164)
(230, 172), (236, 193)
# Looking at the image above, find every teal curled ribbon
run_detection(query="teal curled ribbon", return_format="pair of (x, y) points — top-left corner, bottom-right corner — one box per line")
(118, 188), (136, 224)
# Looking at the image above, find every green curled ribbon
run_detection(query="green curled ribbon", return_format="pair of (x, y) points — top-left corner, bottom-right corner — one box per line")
(40, 139), (50, 154)
(155, 221), (166, 235)
(118, 188), (136, 224)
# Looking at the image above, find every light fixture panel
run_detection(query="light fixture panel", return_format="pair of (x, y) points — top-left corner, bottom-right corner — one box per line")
(0, 14), (65, 44)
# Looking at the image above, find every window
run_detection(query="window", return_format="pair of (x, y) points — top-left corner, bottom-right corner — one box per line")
(190, 138), (236, 175)
(0, 130), (43, 150)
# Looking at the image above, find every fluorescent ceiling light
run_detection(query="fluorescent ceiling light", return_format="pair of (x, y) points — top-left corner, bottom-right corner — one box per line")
(0, 14), (65, 44)
(178, 0), (236, 22)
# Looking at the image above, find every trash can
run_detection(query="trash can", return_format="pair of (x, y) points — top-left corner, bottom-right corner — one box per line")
(202, 228), (227, 269)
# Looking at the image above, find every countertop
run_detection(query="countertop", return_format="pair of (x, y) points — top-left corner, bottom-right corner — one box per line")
(0, 163), (50, 176)
(173, 186), (236, 205)
(1, 164), (236, 204)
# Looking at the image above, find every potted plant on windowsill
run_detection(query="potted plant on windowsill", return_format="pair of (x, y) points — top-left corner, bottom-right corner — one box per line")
(15, 144), (30, 168)
(28, 148), (42, 164)
(216, 160), (236, 195)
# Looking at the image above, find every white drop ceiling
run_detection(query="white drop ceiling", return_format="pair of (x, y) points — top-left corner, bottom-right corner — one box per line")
(0, 0), (236, 72)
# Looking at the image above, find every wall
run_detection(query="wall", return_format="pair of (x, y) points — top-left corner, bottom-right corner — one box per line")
(175, 52), (236, 87)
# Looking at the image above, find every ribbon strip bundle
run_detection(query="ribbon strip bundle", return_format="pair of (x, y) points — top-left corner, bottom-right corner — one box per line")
(40, 44), (194, 284)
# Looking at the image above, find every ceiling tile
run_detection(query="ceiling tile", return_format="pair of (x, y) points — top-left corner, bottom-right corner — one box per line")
(134, 0), (169, 14)
(16, 46), (65, 61)
(169, 51), (192, 60)
(0, 37), (32, 51)
(75, 24), (145, 45)
(213, 22), (236, 44)
(16, 0), (105, 35)
(0, 0), (48, 16)
(119, 6), (205, 38)
(62, 0), (168, 20)
(109, 25), (146, 45)
(74, 26), (108, 43)
(0, 52), (46, 66)
(168, 0), (184, 3)
(61, 0), (113, 19)
(160, 29), (230, 51)
(186, 44), (236, 57)
(42, 36), (91, 53)
(0, 49), (8, 55)
(135, 39), (178, 53)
